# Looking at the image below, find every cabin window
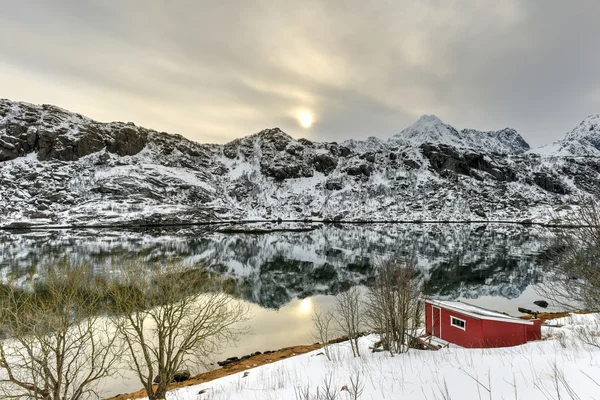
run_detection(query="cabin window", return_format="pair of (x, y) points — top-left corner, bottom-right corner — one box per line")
(450, 316), (466, 330)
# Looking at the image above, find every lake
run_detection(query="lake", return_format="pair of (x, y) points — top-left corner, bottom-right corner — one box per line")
(0, 222), (560, 397)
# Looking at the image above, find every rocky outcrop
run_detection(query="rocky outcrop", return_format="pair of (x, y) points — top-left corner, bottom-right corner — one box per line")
(153, 370), (190, 384)
(313, 153), (337, 175)
(0, 101), (150, 162)
(420, 144), (517, 182)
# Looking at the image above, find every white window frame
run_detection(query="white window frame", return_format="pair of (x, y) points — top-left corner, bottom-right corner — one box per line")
(450, 316), (466, 331)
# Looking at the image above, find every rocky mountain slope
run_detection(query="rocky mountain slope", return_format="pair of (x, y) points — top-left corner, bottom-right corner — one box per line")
(390, 114), (531, 155)
(531, 114), (600, 157)
(1, 98), (599, 228)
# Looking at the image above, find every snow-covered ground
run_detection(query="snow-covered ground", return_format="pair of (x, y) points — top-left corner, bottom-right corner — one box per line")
(154, 313), (600, 400)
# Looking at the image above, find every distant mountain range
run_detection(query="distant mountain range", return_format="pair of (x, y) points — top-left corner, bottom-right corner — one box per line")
(1, 98), (599, 228)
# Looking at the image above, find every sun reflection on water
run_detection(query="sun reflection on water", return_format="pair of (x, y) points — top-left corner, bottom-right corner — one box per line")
(298, 298), (313, 315)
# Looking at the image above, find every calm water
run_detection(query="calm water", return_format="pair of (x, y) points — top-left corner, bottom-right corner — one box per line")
(0, 223), (559, 397)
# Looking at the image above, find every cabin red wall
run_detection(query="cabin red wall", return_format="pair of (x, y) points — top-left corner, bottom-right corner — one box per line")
(424, 301), (536, 348)
(526, 319), (542, 341)
(481, 319), (527, 347)
(426, 302), (485, 347)
(438, 307), (485, 347)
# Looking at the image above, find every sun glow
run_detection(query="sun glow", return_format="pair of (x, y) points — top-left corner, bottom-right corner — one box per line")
(298, 298), (313, 315)
(297, 111), (313, 128)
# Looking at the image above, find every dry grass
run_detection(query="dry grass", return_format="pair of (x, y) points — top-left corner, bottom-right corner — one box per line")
(105, 343), (323, 400)
(519, 311), (592, 323)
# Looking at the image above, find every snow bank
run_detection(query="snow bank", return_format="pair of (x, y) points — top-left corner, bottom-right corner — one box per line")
(152, 313), (600, 400)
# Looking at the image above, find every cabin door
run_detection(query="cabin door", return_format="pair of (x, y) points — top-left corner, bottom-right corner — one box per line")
(432, 306), (442, 338)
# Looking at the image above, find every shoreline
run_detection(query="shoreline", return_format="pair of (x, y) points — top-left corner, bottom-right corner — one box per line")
(104, 342), (324, 400)
(2, 218), (596, 233)
(104, 311), (587, 399)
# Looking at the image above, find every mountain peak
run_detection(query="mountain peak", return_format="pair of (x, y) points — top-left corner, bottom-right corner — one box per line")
(414, 114), (445, 126)
(390, 115), (529, 155)
(253, 127), (294, 142)
(392, 114), (463, 150)
(565, 114), (600, 140)
(403, 115), (449, 135)
(582, 113), (600, 122)
(396, 114), (455, 140)
(531, 114), (600, 156)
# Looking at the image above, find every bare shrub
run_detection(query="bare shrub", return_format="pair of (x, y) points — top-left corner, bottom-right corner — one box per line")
(0, 259), (120, 400)
(574, 315), (600, 349)
(363, 260), (422, 354)
(319, 374), (339, 400)
(539, 200), (600, 311)
(295, 385), (312, 400)
(295, 374), (353, 400)
(334, 287), (362, 357)
(312, 308), (335, 360)
(107, 262), (249, 400)
(347, 372), (365, 400)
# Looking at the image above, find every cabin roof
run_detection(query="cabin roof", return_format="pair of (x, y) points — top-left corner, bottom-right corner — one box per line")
(426, 299), (534, 325)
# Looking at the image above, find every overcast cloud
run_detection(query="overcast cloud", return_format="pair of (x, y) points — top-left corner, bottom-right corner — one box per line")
(0, 0), (599, 147)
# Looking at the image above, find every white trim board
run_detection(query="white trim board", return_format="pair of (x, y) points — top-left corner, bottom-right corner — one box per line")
(426, 299), (534, 326)
(450, 315), (466, 331)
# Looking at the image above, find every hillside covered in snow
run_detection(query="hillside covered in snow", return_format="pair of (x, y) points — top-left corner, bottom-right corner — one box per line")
(1, 99), (599, 228)
(530, 114), (600, 157)
(137, 313), (600, 400)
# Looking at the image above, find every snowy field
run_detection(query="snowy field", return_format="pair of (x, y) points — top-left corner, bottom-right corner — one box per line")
(150, 313), (600, 400)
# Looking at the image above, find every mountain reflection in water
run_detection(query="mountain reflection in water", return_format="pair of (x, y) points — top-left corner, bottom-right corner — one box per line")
(1, 223), (550, 308)
(0, 223), (559, 398)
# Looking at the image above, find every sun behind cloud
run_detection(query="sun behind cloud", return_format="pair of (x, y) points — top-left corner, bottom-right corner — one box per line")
(297, 110), (313, 128)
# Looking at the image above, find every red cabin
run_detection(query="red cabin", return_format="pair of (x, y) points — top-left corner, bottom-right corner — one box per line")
(425, 299), (541, 348)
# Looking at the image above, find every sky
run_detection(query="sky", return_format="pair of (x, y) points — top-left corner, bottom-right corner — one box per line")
(0, 1), (599, 147)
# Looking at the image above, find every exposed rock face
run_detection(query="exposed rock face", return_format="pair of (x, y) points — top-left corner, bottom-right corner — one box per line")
(0, 101), (150, 162)
(1, 98), (600, 227)
(420, 144), (517, 182)
(106, 125), (148, 157)
(313, 153), (337, 175)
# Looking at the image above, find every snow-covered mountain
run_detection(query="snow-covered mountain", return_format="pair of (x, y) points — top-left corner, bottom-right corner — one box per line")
(390, 114), (530, 155)
(1, 98), (599, 228)
(531, 114), (600, 156)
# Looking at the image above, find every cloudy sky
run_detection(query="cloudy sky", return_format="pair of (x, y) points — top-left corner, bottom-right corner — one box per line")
(1, 1), (599, 147)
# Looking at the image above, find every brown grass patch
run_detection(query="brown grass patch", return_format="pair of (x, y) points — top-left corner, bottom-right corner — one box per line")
(519, 310), (592, 323)
(104, 343), (323, 400)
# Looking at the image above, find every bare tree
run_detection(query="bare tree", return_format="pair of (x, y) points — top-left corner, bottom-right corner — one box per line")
(0, 259), (120, 400)
(334, 286), (362, 357)
(347, 372), (365, 400)
(311, 308), (335, 360)
(107, 262), (249, 400)
(539, 200), (600, 311)
(364, 260), (422, 354)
